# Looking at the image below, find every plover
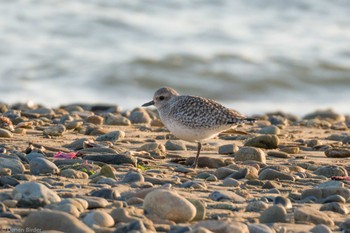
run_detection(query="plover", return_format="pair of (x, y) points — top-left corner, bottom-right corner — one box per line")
(142, 87), (255, 169)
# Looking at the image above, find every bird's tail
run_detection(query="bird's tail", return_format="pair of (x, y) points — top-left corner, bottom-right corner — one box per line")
(243, 117), (256, 123)
(228, 117), (256, 125)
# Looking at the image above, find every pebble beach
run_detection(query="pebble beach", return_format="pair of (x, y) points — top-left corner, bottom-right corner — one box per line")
(1, 102), (350, 233)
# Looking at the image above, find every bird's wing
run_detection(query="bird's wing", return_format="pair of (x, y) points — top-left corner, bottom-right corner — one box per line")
(170, 96), (248, 128)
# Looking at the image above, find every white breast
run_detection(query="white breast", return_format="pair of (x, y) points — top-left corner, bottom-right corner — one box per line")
(161, 117), (232, 142)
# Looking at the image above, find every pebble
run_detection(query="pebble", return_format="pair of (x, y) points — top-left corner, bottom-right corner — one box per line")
(322, 194), (346, 203)
(244, 135), (279, 149)
(0, 176), (19, 186)
(304, 188), (350, 201)
(187, 199), (206, 221)
(90, 188), (120, 200)
(0, 168), (11, 176)
(60, 169), (89, 179)
(29, 158), (60, 175)
(303, 109), (345, 121)
(122, 171), (145, 183)
(214, 167), (235, 179)
(23, 210), (94, 233)
(310, 224), (333, 233)
(115, 220), (152, 233)
(231, 167), (259, 180)
(194, 220), (249, 233)
(259, 168), (295, 181)
(267, 150), (291, 158)
(150, 118), (164, 127)
(111, 207), (140, 223)
(43, 124), (66, 136)
(139, 142), (166, 158)
(262, 180), (282, 189)
(209, 190), (245, 203)
(294, 206), (334, 226)
(79, 196), (109, 209)
(268, 114), (289, 125)
(165, 140), (187, 151)
(246, 201), (269, 212)
(26, 152), (45, 161)
(105, 114), (131, 126)
(83, 153), (137, 166)
(317, 180), (344, 189)
(185, 156), (226, 168)
(314, 165), (348, 177)
(0, 201), (7, 212)
(248, 223), (275, 233)
(325, 148), (350, 158)
(65, 120), (83, 130)
(96, 177), (118, 185)
(181, 181), (207, 190)
(51, 203), (81, 217)
(0, 128), (13, 138)
(259, 125), (280, 135)
(260, 205), (287, 223)
(218, 144), (239, 154)
(96, 130), (125, 142)
(280, 146), (300, 154)
(83, 210), (115, 227)
(143, 189), (196, 223)
(205, 174), (218, 182)
(222, 178), (240, 187)
(320, 202), (349, 214)
(57, 198), (88, 212)
(98, 164), (117, 179)
(13, 182), (61, 207)
(129, 108), (152, 124)
(86, 115), (104, 125)
(0, 157), (25, 174)
(196, 172), (211, 179)
(274, 196), (292, 209)
(234, 147), (266, 163)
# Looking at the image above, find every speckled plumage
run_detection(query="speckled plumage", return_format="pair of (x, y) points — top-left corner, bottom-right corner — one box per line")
(142, 87), (255, 168)
(168, 95), (249, 129)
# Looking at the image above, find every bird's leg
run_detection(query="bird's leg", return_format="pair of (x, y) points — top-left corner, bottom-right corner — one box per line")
(192, 142), (202, 169)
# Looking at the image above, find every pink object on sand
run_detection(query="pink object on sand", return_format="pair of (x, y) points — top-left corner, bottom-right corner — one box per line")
(54, 151), (77, 159)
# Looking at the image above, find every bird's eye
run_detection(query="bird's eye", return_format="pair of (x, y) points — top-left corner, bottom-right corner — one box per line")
(159, 96), (165, 100)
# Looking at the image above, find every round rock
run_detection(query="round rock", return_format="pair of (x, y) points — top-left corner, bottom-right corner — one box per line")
(13, 182), (61, 207)
(83, 211), (115, 227)
(121, 171), (144, 183)
(143, 189), (196, 223)
(260, 205), (287, 223)
(294, 206), (334, 226)
(325, 148), (350, 158)
(0, 128), (13, 138)
(218, 144), (239, 155)
(43, 124), (66, 136)
(259, 125), (280, 135)
(96, 130), (125, 142)
(165, 140), (187, 151)
(234, 147), (266, 163)
(244, 135), (279, 149)
(259, 168), (295, 181)
(314, 165), (348, 177)
(0, 157), (25, 174)
(30, 158), (60, 175)
(129, 108), (152, 124)
(60, 169), (89, 179)
(23, 210), (93, 233)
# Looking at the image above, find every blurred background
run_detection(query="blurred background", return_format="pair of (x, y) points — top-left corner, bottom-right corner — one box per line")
(0, 0), (349, 115)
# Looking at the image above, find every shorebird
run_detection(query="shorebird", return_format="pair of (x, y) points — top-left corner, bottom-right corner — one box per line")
(142, 87), (255, 169)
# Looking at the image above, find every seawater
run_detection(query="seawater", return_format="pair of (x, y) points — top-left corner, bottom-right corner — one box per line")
(0, 0), (349, 115)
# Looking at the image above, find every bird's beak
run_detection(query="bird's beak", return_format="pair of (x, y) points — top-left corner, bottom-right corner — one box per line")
(142, 100), (154, 107)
